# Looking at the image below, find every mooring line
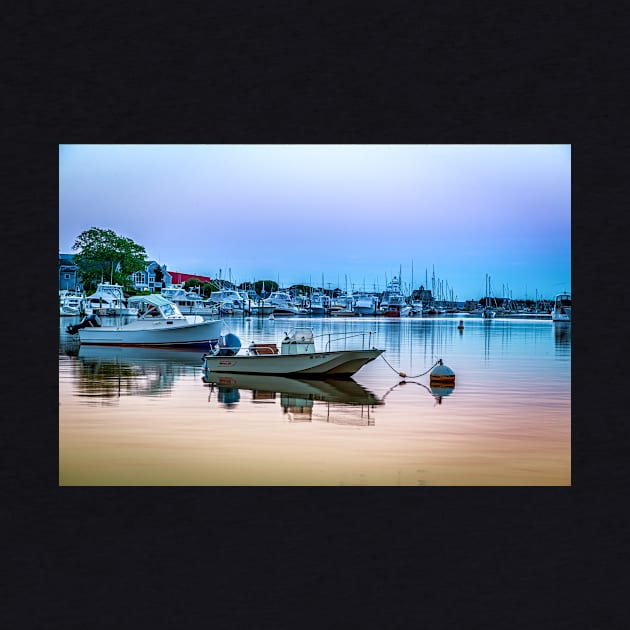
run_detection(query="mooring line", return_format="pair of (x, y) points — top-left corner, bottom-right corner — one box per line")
(380, 355), (442, 380)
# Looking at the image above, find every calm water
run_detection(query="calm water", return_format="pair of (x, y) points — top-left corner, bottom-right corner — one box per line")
(59, 315), (571, 486)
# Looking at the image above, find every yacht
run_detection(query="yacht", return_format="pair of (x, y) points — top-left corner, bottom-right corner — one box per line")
(263, 291), (301, 315)
(353, 293), (378, 316)
(59, 290), (86, 316)
(379, 277), (411, 317)
(551, 292), (571, 322)
(308, 291), (328, 315)
(84, 282), (138, 316)
(160, 286), (216, 316)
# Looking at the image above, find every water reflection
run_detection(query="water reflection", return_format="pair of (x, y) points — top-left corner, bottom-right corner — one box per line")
(203, 372), (382, 425)
(72, 346), (204, 404)
(381, 378), (455, 406)
(554, 322), (571, 343)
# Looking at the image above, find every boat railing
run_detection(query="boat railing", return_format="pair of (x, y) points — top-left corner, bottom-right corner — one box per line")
(314, 331), (376, 352)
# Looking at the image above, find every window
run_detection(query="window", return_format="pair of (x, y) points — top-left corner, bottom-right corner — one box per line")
(64, 274), (70, 279)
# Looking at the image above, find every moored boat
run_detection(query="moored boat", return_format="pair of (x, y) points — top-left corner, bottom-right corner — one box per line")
(66, 294), (223, 348)
(84, 282), (138, 316)
(202, 327), (384, 378)
(353, 293), (378, 316)
(379, 277), (411, 317)
(551, 292), (572, 322)
(59, 290), (86, 316)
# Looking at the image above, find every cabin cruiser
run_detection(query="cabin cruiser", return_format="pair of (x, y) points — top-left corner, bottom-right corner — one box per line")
(59, 290), (86, 316)
(67, 294), (223, 348)
(84, 282), (138, 316)
(551, 292), (571, 322)
(379, 277), (411, 317)
(262, 291), (301, 315)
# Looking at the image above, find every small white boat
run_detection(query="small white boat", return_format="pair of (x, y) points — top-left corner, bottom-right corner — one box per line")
(263, 291), (301, 315)
(202, 327), (384, 378)
(354, 293), (378, 316)
(160, 286), (217, 316)
(67, 294), (223, 348)
(308, 291), (328, 315)
(552, 292), (571, 322)
(84, 282), (138, 316)
(59, 290), (86, 316)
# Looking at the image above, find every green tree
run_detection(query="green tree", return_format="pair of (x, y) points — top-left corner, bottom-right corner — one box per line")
(252, 280), (278, 295)
(72, 227), (147, 293)
(200, 281), (219, 297)
(184, 278), (202, 291)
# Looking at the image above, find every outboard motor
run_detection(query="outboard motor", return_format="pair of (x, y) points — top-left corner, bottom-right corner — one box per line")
(217, 333), (241, 356)
(66, 313), (101, 335)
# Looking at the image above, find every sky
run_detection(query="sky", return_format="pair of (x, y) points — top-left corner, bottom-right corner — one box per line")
(59, 144), (571, 301)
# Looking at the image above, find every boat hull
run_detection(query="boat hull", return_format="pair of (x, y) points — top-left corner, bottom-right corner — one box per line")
(78, 319), (223, 348)
(203, 348), (384, 378)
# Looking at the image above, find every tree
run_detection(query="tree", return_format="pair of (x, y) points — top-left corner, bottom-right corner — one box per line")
(72, 227), (147, 293)
(252, 280), (278, 295)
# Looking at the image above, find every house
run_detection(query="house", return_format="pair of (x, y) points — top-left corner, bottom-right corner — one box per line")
(130, 261), (172, 292)
(59, 253), (82, 291)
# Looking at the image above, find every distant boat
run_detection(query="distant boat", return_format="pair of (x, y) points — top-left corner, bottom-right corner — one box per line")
(67, 294), (223, 348)
(263, 291), (301, 315)
(354, 293), (378, 316)
(551, 292), (571, 322)
(84, 282), (138, 317)
(379, 277), (411, 317)
(59, 290), (85, 316)
(160, 286), (217, 316)
(308, 291), (328, 315)
(481, 274), (496, 319)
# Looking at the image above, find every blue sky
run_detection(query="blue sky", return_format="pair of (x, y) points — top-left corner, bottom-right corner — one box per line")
(59, 144), (571, 301)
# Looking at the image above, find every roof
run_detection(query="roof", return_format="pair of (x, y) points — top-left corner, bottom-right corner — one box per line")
(169, 271), (212, 284)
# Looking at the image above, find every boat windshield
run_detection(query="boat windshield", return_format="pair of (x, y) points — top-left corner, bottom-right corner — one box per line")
(161, 303), (176, 317)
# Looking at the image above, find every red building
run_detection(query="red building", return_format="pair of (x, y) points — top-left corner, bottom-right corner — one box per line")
(169, 271), (212, 285)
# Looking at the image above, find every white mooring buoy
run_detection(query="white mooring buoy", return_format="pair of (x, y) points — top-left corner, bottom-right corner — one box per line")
(430, 359), (456, 387)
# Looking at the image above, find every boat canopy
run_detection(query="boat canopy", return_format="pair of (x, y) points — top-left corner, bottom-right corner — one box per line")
(128, 294), (178, 308)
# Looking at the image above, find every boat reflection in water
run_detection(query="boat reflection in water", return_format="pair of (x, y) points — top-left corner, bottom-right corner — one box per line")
(74, 345), (204, 403)
(203, 372), (382, 425)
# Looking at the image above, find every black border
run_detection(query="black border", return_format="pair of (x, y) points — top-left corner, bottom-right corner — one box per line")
(7, 2), (621, 627)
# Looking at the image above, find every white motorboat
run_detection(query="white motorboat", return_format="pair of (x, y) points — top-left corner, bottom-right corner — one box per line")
(210, 289), (247, 315)
(202, 327), (384, 378)
(380, 277), (411, 317)
(66, 294), (223, 348)
(84, 282), (138, 316)
(160, 286), (217, 316)
(354, 293), (378, 316)
(59, 290), (86, 316)
(308, 291), (328, 315)
(552, 292), (572, 322)
(263, 291), (301, 315)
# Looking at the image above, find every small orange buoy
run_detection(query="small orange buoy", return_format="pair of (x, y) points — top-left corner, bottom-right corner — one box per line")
(457, 320), (464, 330)
(430, 359), (456, 387)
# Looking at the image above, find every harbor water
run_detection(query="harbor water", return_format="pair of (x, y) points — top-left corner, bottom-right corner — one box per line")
(59, 315), (571, 486)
